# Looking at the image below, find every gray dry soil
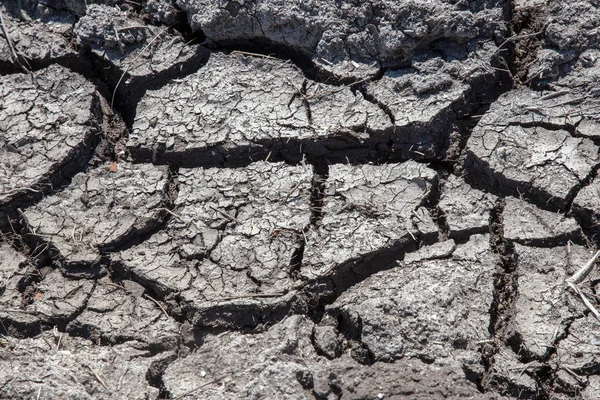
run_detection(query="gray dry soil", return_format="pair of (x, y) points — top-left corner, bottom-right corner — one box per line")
(1, 0), (600, 399)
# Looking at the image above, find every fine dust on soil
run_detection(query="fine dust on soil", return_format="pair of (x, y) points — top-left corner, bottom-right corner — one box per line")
(1, 0), (600, 399)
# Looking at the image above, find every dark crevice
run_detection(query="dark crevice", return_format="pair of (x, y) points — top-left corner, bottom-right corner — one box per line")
(421, 171), (451, 242)
(507, 0), (548, 86)
(564, 161), (600, 217)
(312, 240), (417, 306)
(356, 86), (396, 126)
(136, 132), (403, 169)
(289, 235), (305, 281)
(166, 2), (206, 46)
(335, 309), (375, 365)
(464, 151), (575, 214)
(309, 163), (329, 226)
(146, 352), (179, 399)
(488, 198), (516, 333)
(508, 234), (587, 249)
(84, 42), (210, 130)
(506, 119), (577, 135)
(206, 38), (379, 88)
(480, 199), (519, 394)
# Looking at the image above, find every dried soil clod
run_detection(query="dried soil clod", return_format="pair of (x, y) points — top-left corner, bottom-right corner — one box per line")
(0, 65), (103, 229)
(73, 3), (209, 117)
(0, 332), (167, 399)
(464, 88), (600, 210)
(438, 175), (497, 239)
(177, 0), (505, 81)
(510, 244), (595, 360)
(21, 162), (171, 265)
(502, 197), (584, 246)
(128, 53), (391, 166)
(324, 234), (497, 365)
(116, 161), (313, 327)
(0, 2), (78, 73)
(302, 161), (439, 283)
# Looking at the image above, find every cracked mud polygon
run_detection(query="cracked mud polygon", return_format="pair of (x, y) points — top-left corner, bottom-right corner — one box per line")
(2, 0), (600, 399)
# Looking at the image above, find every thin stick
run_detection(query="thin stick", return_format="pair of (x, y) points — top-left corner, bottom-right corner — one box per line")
(117, 366), (129, 391)
(2, 186), (42, 195)
(492, 31), (542, 57)
(157, 207), (192, 225)
(215, 292), (285, 301)
(544, 96), (585, 109)
(540, 90), (570, 101)
(567, 281), (600, 322)
(280, 180), (304, 205)
(117, 25), (151, 32)
(209, 205), (241, 224)
(0, 11), (30, 73)
(1, 309), (44, 315)
(563, 366), (586, 383)
(172, 374), (230, 400)
(86, 365), (111, 393)
(113, 26), (125, 54)
(411, 209), (424, 223)
(102, 282), (129, 292)
(55, 332), (63, 351)
(320, 262), (338, 277)
(143, 294), (170, 319)
(568, 250), (600, 284)
(565, 250), (600, 322)
(231, 50), (281, 60)
(498, 57), (514, 79)
(111, 26), (171, 108)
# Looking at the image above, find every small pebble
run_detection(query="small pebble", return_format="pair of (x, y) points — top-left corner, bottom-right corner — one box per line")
(200, 370), (207, 377)
(377, 394), (384, 399)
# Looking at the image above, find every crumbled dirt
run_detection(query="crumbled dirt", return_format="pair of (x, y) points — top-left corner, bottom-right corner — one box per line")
(2, 1), (600, 399)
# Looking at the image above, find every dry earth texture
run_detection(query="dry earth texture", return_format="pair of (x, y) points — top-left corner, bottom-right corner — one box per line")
(1, 0), (600, 399)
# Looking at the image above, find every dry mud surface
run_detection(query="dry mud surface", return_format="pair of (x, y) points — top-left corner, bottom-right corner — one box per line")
(1, 0), (600, 399)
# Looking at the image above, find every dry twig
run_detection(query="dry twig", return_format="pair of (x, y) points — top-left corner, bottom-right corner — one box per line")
(143, 294), (170, 319)
(492, 31), (542, 57)
(215, 292), (285, 301)
(231, 50), (281, 60)
(209, 205), (241, 224)
(566, 250), (600, 322)
(111, 25), (172, 108)
(86, 365), (111, 393)
(172, 374), (230, 400)
(0, 11), (30, 73)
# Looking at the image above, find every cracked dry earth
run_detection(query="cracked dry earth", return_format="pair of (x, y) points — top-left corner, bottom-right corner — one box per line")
(2, 1), (600, 399)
